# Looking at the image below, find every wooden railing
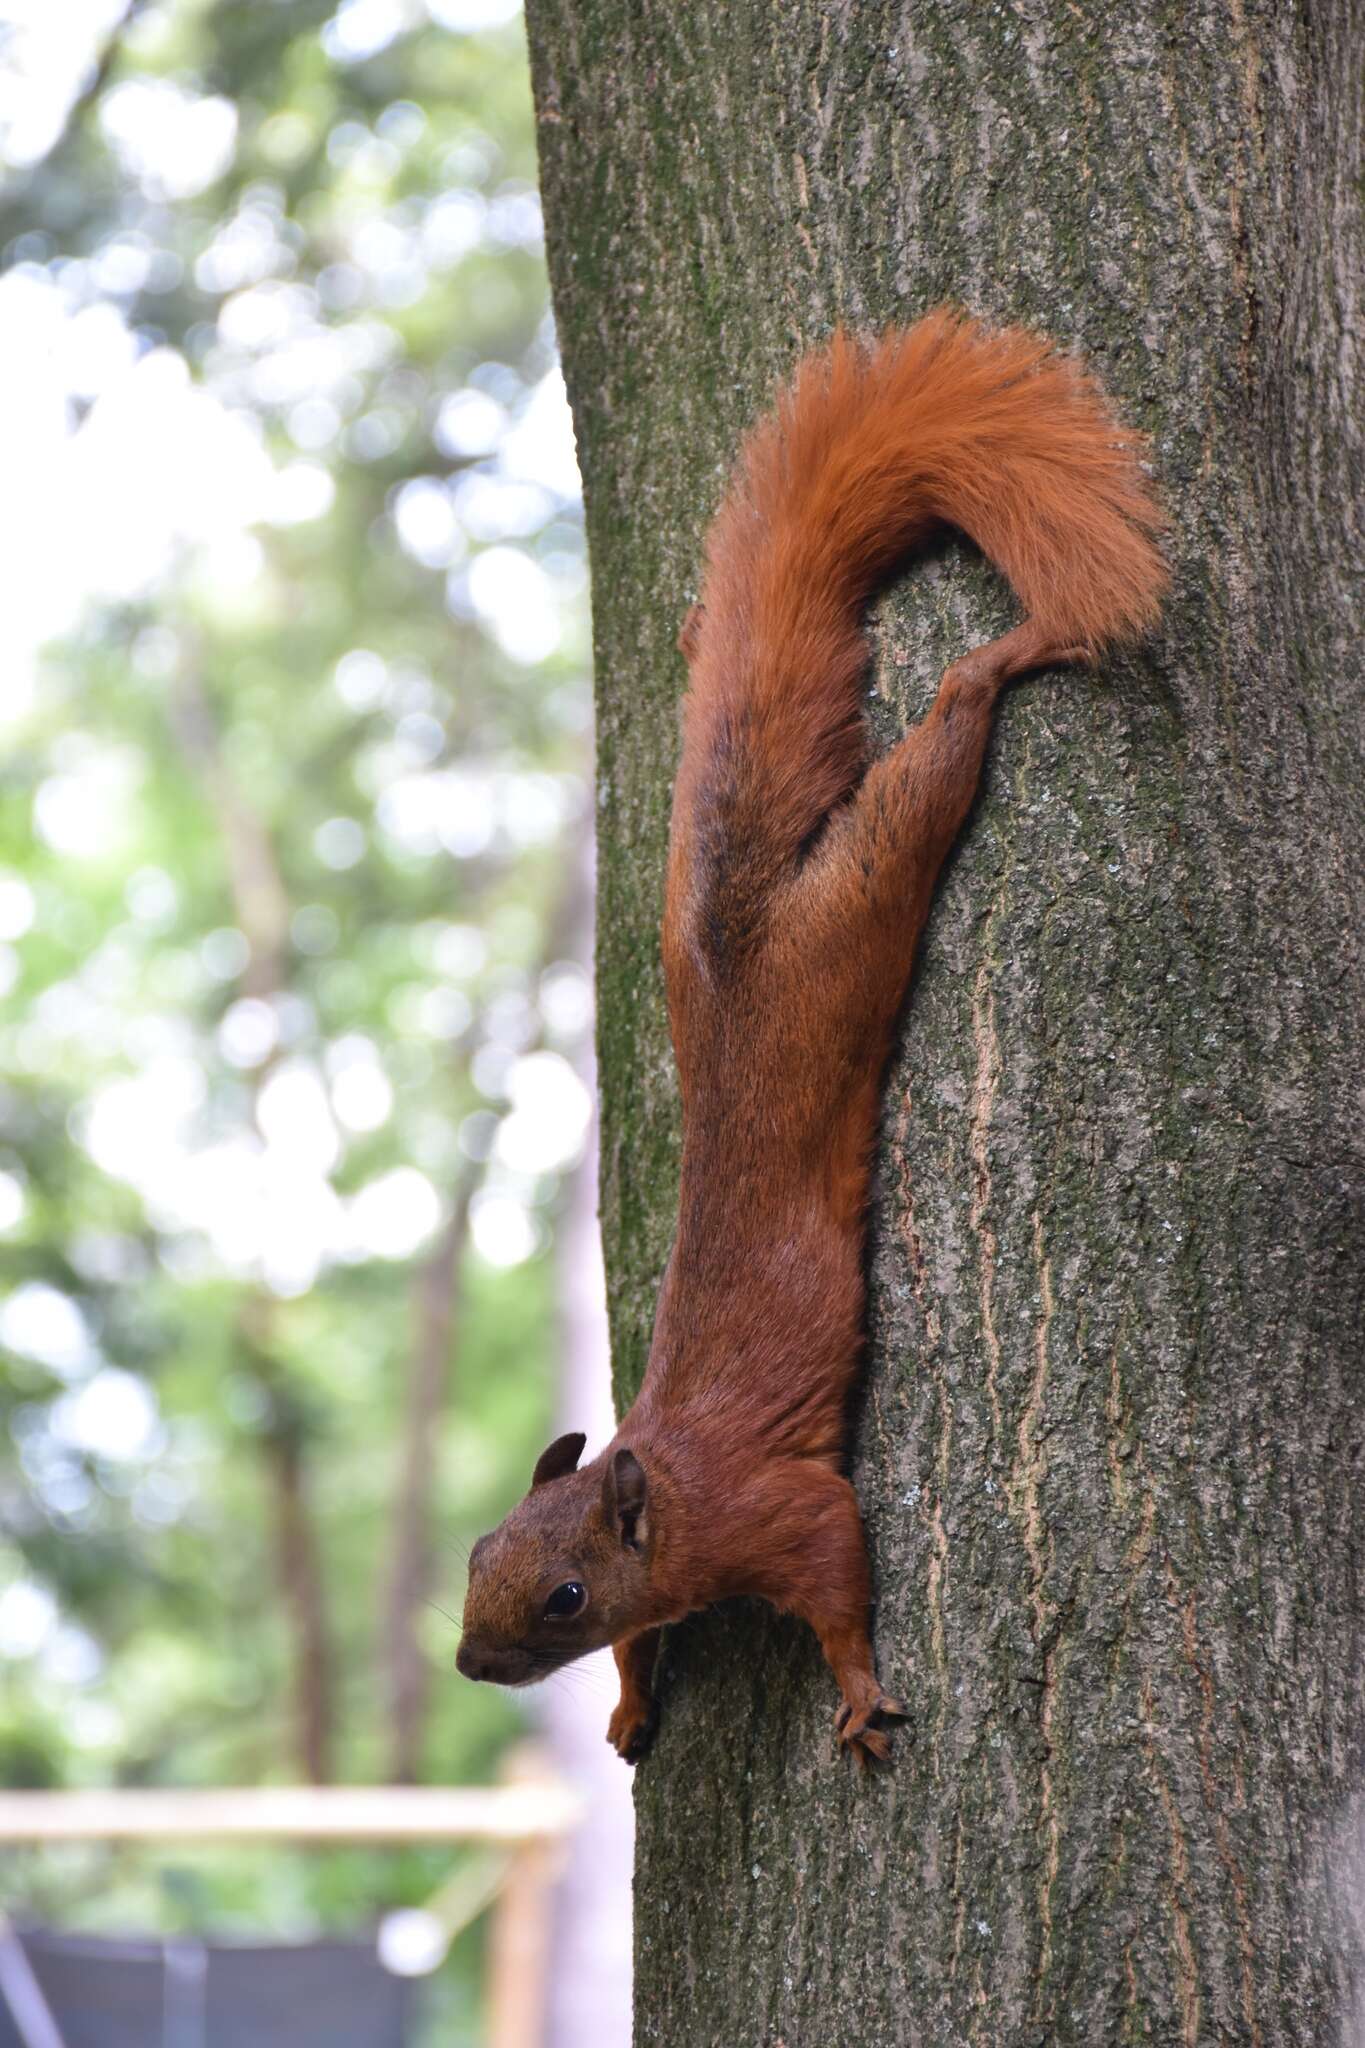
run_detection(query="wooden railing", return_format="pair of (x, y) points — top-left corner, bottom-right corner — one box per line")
(0, 1746), (581, 2048)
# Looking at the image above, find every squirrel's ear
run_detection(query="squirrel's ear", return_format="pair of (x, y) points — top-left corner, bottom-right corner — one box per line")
(603, 1448), (649, 1553)
(531, 1432), (586, 1488)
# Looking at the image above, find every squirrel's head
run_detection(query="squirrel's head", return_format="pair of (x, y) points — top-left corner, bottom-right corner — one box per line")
(456, 1433), (654, 1688)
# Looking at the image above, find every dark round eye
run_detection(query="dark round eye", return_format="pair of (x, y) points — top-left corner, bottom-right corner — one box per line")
(543, 1579), (587, 1620)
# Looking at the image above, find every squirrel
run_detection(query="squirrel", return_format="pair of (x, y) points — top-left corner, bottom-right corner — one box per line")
(457, 309), (1166, 1765)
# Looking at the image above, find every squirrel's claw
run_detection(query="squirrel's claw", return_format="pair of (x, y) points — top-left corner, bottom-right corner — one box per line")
(835, 1691), (908, 1767)
(607, 1697), (659, 1766)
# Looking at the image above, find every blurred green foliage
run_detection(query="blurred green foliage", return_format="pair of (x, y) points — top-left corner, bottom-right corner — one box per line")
(0, 0), (588, 2036)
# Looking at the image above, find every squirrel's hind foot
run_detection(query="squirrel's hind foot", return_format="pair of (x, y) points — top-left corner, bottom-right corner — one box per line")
(835, 1691), (908, 1768)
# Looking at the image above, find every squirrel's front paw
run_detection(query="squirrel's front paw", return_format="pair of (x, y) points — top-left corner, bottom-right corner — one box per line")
(836, 1691), (908, 1768)
(607, 1696), (659, 1766)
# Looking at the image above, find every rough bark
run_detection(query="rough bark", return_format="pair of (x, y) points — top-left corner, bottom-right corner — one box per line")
(524, 4), (1365, 2043)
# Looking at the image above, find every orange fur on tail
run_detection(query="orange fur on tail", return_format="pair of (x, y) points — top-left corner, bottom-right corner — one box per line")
(683, 309), (1167, 844)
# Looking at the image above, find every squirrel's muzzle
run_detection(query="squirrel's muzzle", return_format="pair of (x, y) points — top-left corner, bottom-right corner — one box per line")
(455, 1638), (545, 1688)
(455, 1640), (491, 1682)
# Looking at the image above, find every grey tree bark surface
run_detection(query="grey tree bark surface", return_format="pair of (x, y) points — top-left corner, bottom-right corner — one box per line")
(524, 4), (1365, 2042)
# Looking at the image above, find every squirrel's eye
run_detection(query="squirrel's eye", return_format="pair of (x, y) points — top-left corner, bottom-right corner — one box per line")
(543, 1579), (587, 1620)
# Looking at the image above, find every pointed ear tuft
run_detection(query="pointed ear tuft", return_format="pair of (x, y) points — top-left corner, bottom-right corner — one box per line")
(603, 1447), (649, 1553)
(531, 1432), (586, 1488)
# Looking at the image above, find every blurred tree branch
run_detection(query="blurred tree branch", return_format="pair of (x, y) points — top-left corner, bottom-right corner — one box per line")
(246, 1306), (335, 1788)
(53, 0), (152, 151)
(169, 670), (291, 999)
(0, 0), (150, 245)
(382, 1166), (478, 1785)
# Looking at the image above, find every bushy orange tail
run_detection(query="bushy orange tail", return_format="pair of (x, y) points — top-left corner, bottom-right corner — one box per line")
(683, 310), (1167, 845)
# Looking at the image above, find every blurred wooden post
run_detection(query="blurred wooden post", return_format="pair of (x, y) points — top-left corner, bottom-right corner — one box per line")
(487, 1744), (564, 2048)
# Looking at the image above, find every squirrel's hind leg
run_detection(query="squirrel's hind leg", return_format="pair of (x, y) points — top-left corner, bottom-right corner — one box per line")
(812, 617), (1086, 946)
(862, 617), (1085, 863)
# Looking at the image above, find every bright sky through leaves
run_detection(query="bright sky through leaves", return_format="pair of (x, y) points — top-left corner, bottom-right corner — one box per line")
(0, 2), (599, 2032)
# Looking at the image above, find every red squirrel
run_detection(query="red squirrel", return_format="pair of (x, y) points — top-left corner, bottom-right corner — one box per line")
(457, 310), (1166, 1765)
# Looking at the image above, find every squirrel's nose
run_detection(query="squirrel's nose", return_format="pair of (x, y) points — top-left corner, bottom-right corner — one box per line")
(456, 1641), (491, 1683)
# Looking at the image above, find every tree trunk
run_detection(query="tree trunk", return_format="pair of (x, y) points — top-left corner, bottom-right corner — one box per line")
(525, 4), (1365, 2043)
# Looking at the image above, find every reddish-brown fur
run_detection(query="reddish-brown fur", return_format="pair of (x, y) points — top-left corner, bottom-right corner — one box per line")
(458, 310), (1166, 1765)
